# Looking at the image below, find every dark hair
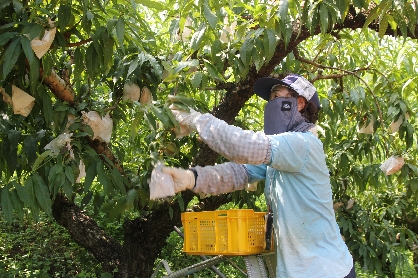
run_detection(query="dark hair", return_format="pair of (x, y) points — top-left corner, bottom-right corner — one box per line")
(300, 101), (319, 124)
(288, 89), (319, 124)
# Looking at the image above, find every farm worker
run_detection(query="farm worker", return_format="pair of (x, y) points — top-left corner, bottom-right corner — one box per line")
(162, 74), (355, 278)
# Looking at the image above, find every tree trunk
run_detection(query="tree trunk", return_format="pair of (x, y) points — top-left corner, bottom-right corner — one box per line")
(52, 192), (196, 277)
(52, 194), (122, 273)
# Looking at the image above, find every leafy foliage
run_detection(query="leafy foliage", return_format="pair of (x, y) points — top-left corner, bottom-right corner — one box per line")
(0, 214), (103, 277)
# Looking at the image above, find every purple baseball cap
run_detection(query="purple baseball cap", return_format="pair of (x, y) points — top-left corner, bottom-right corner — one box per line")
(254, 74), (321, 109)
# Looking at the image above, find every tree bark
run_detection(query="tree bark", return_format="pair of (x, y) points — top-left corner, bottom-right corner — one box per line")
(52, 194), (122, 273)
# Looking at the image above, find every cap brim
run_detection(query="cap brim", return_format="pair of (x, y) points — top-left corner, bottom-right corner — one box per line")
(254, 77), (321, 109)
(253, 77), (290, 101)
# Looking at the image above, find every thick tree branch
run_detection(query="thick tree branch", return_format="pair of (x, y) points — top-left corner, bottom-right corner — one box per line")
(52, 194), (123, 273)
(86, 137), (125, 174)
(41, 68), (75, 103)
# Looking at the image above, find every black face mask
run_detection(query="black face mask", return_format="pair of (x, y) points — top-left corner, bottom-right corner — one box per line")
(264, 97), (314, 135)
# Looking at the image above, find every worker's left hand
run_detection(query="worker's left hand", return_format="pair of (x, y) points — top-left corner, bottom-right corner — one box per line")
(169, 104), (202, 138)
(161, 166), (195, 192)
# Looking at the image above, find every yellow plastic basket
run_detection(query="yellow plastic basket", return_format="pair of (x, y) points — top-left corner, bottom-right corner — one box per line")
(181, 209), (271, 255)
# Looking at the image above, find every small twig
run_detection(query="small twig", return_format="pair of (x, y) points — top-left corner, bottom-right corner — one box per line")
(311, 73), (350, 82)
(403, 209), (418, 224)
(103, 101), (120, 113)
(67, 38), (92, 47)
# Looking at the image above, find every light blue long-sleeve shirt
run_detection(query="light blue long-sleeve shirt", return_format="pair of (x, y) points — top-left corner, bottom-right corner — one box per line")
(245, 131), (352, 277)
(191, 113), (353, 277)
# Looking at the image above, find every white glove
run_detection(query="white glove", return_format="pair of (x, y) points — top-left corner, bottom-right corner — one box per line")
(149, 161), (176, 200)
(169, 104), (201, 138)
(161, 166), (195, 192)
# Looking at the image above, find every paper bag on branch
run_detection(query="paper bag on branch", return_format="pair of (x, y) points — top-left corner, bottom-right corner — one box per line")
(44, 133), (73, 155)
(139, 86), (153, 104)
(76, 160), (86, 183)
(1, 87), (12, 104)
(358, 118), (374, 134)
(82, 111), (113, 143)
(380, 155), (405, 175)
(1, 86), (35, 117)
(30, 26), (56, 59)
(122, 83), (152, 104)
(389, 113), (410, 134)
(122, 83), (141, 102)
(64, 114), (76, 132)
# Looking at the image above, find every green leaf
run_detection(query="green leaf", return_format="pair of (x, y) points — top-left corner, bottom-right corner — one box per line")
(28, 24), (44, 40)
(32, 150), (53, 172)
(168, 206), (173, 219)
(81, 191), (93, 209)
(144, 112), (157, 131)
(41, 88), (53, 124)
(11, 189), (24, 220)
(2, 37), (21, 79)
(53, 172), (66, 197)
(128, 56), (139, 77)
(263, 29), (276, 64)
(203, 3), (217, 29)
(409, 179), (418, 193)
(136, 0), (165, 10)
(319, 3), (329, 34)
(15, 180), (35, 209)
(349, 88), (359, 106)
(20, 35), (35, 64)
(190, 23), (206, 51)
(378, 14), (389, 39)
(48, 164), (63, 185)
(24, 135), (38, 166)
(102, 36), (114, 74)
(168, 94), (196, 107)
(85, 43), (98, 78)
(96, 161), (109, 192)
(1, 185), (13, 223)
(191, 72), (203, 89)
(116, 17), (125, 47)
(65, 165), (75, 184)
(111, 167), (126, 194)
(362, 5), (379, 30)
(0, 32), (17, 46)
(278, 0), (289, 22)
(63, 179), (73, 198)
(240, 38), (252, 66)
(406, 122), (414, 150)
(150, 104), (173, 129)
(177, 194), (184, 211)
(32, 174), (52, 216)
(204, 60), (225, 81)
(74, 48), (83, 79)
(84, 162), (97, 192)
(58, 5), (72, 30)
(7, 131), (20, 173)
(336, 0), (348, 20)
(8, 130), (21, 150)
(28, 53), (40, 93)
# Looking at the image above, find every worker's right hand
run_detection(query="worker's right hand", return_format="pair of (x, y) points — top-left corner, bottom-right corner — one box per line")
(161, 166), (195, 192)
